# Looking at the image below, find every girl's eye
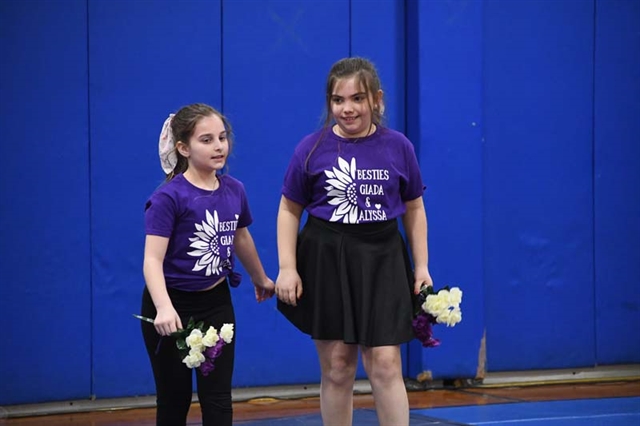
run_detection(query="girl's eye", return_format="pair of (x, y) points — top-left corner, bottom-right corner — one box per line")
(332, 98), (342, 104)
(219, 136), (227, 142)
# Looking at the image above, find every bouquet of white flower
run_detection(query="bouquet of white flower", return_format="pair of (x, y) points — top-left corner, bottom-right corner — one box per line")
(134, 314), (234, 376)
(412, 286), (462, 347)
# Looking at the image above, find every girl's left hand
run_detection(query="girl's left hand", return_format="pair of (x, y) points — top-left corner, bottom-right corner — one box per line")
(254, 277), (275, 302)
(413, 266), (433, 295)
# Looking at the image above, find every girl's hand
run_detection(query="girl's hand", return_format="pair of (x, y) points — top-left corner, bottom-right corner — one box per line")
(275, 268), (303, 306)
(154, 305), (183, 336)
(254, 277), (275, 302)
(413, 266), (433, 295)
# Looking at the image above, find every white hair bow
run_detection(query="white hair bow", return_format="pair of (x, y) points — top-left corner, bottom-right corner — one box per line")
(158, 114), (176, 174)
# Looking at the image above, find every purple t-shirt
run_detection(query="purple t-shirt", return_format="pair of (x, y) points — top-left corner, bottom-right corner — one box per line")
(282, 126), (425, 223)
(145, 174), (252, 291)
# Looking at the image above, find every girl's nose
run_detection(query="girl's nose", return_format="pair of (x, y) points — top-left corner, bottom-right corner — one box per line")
(343, 101), (354, 112)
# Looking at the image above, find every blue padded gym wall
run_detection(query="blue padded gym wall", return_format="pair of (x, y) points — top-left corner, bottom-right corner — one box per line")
(593, 0), (640, 365)
(88, 0), (223, 398)
(2, 0), (639, 407)
(482, 0), (596, 370)
(0, 0), (92, 405)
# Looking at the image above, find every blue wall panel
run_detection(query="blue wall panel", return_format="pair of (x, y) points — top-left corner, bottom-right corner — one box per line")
(407, 1), (483, 378)
(88, 0), (222, 397)
(411, 0), (485, 379)
(593, 0), (640, 364)
(405, 0), (423, 378)
(483, 0), (596, 371)
(0, 0), (91, 404)
(222, 0), (349, 387)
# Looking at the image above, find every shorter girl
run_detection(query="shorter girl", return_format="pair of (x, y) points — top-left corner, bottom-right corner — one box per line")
(141, 103), (274, 426)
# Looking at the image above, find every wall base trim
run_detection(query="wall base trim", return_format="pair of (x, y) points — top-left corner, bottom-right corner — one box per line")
(479, 364), (640, 387)
(3, 365), (639, 418)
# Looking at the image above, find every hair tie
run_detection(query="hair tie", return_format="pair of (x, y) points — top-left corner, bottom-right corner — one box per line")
(158, 114), (176, 174)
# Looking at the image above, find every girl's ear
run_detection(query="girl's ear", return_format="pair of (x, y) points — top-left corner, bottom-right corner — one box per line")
(375, 90), (385, 115)
(375, 89), (384, 104)
(176, 141), (190, 158)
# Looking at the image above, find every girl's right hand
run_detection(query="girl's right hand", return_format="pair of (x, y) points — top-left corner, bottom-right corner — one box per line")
(253, 276), (276, 303)
(275, 268), (303, 306)
(154, 305), (183, 336)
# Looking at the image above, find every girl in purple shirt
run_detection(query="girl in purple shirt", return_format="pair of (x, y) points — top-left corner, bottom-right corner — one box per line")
(276, 58), (434, 425)
(141, 103), (274, 426)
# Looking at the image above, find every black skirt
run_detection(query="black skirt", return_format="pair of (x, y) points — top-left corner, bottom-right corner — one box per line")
(277, 215), (415, 347)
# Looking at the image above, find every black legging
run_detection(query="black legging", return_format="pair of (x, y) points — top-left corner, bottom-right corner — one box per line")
(141, 281), (235, 426)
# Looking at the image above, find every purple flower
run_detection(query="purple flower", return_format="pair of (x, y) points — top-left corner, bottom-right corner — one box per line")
(199, 340), (227, 376)
(412, 312), (441, 348)
(422, 336), (441, 348)
(205, 340), (225, 359)
(199, 360), (215, 376)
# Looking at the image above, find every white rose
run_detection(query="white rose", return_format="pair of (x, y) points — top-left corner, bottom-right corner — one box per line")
(448, 287), (463, 306)
(448, 307), (462, 326)
(202, 326), (220, 347)
(182, 349), (205, 368)
(439, 290), (454, 306)
(424, 293), (448, 316)
(219, 323), (234, 344)
(186, 329), (205, 352)
(436, 309), (451, 325)
(436, 308), (462, 327)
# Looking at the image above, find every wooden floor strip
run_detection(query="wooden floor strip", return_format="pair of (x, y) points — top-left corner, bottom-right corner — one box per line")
(1, 380), (639, 425)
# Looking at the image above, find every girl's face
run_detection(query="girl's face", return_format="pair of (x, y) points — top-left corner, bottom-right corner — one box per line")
(330, 76), (380, 139)
(181, 114), (229, 173)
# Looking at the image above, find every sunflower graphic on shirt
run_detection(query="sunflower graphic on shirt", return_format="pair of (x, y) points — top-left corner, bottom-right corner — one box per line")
(187, 209), (222, 276)
(325, 157), (359, 224)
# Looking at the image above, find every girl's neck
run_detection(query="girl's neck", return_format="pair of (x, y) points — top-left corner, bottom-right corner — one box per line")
(333, 123), (377, 139)
(183, 168), (220, 191)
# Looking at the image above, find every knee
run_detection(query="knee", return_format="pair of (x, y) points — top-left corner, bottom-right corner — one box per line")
(366, 352), (401, 384)
(323, 357), (357, 386)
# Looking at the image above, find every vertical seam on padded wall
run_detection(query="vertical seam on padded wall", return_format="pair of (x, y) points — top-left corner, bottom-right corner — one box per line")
(220, 0), (225, 112)
(591, 0), (598, 364)
(86, 0), (95, 398)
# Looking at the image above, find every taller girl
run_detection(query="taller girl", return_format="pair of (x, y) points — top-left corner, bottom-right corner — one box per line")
(276, 58), (434, 425)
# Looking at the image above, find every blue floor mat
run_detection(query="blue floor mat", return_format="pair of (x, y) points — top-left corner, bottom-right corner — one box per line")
(411, 396), (640, 426)
(234, 408), (469, 425)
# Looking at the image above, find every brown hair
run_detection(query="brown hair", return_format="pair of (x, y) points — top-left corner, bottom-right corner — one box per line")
(164, 103), (233, 181)
(305, 57), (384, 171)
(322, 57), (384, 127)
